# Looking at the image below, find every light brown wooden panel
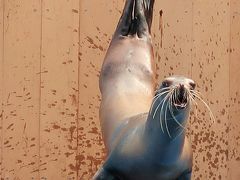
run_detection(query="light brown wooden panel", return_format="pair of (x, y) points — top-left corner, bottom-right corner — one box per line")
(0, 0), (239, 179)
(153, 0), (193, 80)
(40, 0), (79, 179)
(191, 1), (230, 179)
(1, 0), (41, 179)
(78, 0), (120, 179)
(228, 0), (240, 179)
(0, 0), (3, 178)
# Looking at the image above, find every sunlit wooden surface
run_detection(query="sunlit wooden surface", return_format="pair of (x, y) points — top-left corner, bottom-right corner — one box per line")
(0, 0), (240, 179)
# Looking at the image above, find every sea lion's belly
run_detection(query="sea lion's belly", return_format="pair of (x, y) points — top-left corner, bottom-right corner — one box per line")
(99, 38), (155, 149)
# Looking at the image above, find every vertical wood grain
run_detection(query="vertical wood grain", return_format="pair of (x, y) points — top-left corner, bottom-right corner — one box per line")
(78, 0), (120, 179)
(191, 1), (230, 179)
(0, 0), (239, 179)
(39, 0), (79, 179)
(1, 0), (41, 179)
(228, 0), (240, 179)
(0, 0), (3, 178)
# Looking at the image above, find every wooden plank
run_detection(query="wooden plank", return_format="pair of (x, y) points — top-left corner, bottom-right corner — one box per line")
(228, 0), (240, 179)
(191, 0), (230, 179)
(40, 0), (79, 179)
(153, 0), (193, 80)
(1, 0), (41, 179)
(78, 0), (120, 179)
(0, 0), (3, 179)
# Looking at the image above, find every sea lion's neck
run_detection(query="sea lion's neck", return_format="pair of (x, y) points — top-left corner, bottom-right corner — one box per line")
(144, 99), (190, 163)
(146, 97), (190, 137)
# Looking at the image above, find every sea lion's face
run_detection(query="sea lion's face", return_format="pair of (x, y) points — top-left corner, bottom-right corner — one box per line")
(150, 76), (196, 137)
(157, 75), (196, 110)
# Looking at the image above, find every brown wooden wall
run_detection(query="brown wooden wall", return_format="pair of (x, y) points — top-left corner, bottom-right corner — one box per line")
(0, 0), (240, 179)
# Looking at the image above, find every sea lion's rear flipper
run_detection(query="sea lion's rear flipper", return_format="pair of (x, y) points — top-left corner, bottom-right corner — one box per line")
(114, 0), (155, 38)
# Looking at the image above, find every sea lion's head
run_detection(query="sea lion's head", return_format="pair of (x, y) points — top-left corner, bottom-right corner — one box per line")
(158, 75), (196, 110)
(150, 75), (214, 137)
(150, 75), (197, 137)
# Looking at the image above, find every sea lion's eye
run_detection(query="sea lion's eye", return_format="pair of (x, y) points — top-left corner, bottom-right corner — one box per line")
(189, 82), (196, 90)
(162, 80), (170, 87)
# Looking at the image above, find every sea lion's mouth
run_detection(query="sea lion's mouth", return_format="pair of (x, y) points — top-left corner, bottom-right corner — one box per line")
(172, 85), (188, 109)
(173, 98), (188, 109)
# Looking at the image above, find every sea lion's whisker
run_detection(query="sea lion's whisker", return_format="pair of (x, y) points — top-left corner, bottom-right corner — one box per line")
(152, 90), (171, 118)
(189, 97), (195, 110)
(152, 88), (172, 102)
(153, 90), (170, 99)
(152, 88), (172, 104)
(159, 92), (173, 133)
(168, 94), (186, 130)
(187, 89), (196, 106)
(186, 93), (190, 105)
(152, 91), (169, 105)
(158, 89), (174, 134)
(190, 91), (215, 123)
(164, 91), (174, 138)
(157, 86), (171, 91)
(155, 87), (171, 94)
(190, 89), (201, 95)
(152, 90), (173, 133)
(188, 90), (201, 109)
(189, 93), (197, 106)
(190, 89), (201, 98)
(153, 88), (172, 100)
(188, 92), (202, 121)
(173, 89), (178, 107)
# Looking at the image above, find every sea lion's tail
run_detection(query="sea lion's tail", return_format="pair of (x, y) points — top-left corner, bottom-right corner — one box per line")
(114, 0), (155, 38)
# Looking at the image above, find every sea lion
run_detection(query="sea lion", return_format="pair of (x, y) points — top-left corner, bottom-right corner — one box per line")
(94, 0), (195, 179)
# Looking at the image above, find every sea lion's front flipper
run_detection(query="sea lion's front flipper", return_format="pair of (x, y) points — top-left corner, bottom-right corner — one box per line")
(114, 0), (155, 38)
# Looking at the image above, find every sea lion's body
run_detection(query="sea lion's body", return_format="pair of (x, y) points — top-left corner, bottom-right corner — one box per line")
(96, 112), (192, 180)
(100, 37), (154, 151)
(94, 0), (193, 179)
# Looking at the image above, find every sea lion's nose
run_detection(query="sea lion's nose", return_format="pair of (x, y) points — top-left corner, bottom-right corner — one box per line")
(179, 84), (185, 92)
(179, 83), (184, 89)
(178, 84), (185, 100)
